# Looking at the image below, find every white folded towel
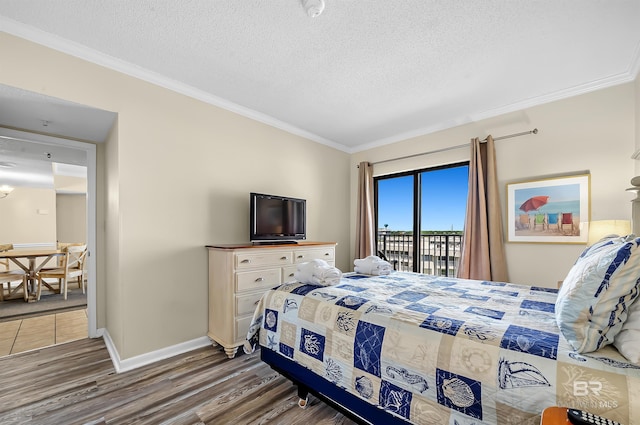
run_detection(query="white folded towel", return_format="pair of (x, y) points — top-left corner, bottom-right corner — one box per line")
(294, 259), (342, 286)
(354, 255), (392, 275)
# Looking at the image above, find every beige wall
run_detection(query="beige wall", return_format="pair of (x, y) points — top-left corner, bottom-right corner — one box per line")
(0, 187), (57, 246)
(1, 33), (351, 360)
(55, 194), (87, 244)
(636, 76), (640, 176)
(2, 30), (636, 361)
(351, 82), (636, 287)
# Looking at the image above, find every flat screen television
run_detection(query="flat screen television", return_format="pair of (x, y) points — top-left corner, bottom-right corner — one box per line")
(250, 192), (306, 243)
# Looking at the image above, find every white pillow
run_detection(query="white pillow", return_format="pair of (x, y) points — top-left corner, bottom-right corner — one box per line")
(614, 295), (640, 364)
(556, 235), (640, 353)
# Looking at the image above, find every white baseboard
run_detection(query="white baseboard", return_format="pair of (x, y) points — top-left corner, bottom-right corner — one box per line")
(101, 329), (212, 373)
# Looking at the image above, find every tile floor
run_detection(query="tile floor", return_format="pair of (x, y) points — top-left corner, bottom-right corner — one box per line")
(0, 309), (88, 356)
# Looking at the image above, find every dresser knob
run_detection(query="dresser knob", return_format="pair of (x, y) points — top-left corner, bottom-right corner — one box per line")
(297, 255), (303, 259)
(241, 259), (250, 263)
(280, 256), (288, 260)
(254, 277), (264, 282)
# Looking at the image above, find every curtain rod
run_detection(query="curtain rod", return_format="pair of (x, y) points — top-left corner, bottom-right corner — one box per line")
(363, 128), (538, 167)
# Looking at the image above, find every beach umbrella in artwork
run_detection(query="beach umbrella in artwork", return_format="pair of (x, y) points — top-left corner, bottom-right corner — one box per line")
(519, 195), (549, 212)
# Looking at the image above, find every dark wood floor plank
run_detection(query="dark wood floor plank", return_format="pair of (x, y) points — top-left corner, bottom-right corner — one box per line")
(0, 339), (356, 424)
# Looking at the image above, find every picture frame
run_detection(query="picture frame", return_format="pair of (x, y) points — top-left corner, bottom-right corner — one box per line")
(506, 173), (590, 244)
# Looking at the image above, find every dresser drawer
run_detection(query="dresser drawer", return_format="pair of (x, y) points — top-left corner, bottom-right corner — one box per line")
(236, 315), (253, 341)
(236, 268), (282, 292)
(282, 265), (297, 282)
(236, 292), (264, 316)
(236, 251), (293, 269)
(294, 247), (335, 263)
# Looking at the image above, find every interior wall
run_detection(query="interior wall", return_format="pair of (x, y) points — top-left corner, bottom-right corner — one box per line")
(104, 117), (122, 351)
(0, 187), (57, 246)
(635, 76), (640, 176)
(0, 33), (351, 360)
(351, 82), (636, 287)
(55, 194), (86, 243)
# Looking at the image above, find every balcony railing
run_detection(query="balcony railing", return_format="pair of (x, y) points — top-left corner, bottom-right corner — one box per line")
(377, 232), (463, 277)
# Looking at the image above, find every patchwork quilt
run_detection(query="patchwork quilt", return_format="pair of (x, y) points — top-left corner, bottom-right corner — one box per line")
(245, 272), (640, 425)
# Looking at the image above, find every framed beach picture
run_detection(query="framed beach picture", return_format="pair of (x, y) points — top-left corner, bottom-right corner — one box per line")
(506, 173), (590, 244)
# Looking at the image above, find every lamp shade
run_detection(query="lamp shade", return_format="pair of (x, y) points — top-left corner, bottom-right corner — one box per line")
(587, 220), (632, 245)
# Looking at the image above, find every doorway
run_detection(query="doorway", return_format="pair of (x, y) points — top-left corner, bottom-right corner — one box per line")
(0, 128), (98, 354)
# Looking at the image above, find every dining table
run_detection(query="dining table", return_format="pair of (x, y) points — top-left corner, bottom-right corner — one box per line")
(0, 249), (65, 302)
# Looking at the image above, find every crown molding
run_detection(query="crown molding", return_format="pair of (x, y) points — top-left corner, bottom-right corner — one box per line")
(3, 16), (640, 155)
(0, 17), (352, 153)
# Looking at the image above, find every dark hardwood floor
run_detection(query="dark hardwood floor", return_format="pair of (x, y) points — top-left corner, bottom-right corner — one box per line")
(0, 338), (357, 425)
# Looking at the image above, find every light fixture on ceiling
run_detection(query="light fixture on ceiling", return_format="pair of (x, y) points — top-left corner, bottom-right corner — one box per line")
(301, 0), (325, 17)
(0, 185), (14, 199)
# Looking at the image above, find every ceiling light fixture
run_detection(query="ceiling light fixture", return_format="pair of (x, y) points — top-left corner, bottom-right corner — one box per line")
(0, 185), (14, 199)
(301, 0), (325, 17)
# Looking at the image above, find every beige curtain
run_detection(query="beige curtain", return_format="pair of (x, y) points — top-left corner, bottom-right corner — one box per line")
(457, 136), (509, 281)
(356, 161), (375, 259)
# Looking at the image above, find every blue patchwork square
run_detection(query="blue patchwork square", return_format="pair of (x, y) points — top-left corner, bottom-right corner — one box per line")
(405, 303), (440, 314)
(490, 289), (519, 297)
(335, 284), (367, 292)
(279, 343), (294, 358)
(436, 369), (483, 420)
(520, 300), (555, 313)
(500, 325), (559, 359)
(430, 280), (457, 288)
(336, 295), (368, 310)
(481, 281), (506, 286)
(530, 286), (559, 294)
(465, 306), (505, 320)
(420, 315), (464, 336)
(442, 286), (469, 294)
(344, 274), (371, 280)
(299, 328), (325, 361)
(263, 308), (278, 332)
(291, 284), (322, 295)
(391, 290), (428, 302)
(379, 381), (412, 419)
(354, 321), (385, 377)
(460, 293), (490, 301)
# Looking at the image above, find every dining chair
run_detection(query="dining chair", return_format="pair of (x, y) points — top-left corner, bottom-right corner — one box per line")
(0, 243), (12, 270)
(0, 243), (29, 301)
(0, 244), (28, 302)
(36, 244), (87, 300)
(53, 242), (85, 266)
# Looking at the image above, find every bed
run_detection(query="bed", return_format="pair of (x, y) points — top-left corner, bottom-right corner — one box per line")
(245, 249), (640, 425)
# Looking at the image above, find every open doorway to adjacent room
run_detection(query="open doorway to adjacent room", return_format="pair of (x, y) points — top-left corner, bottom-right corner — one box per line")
(0, 84), (115, 357)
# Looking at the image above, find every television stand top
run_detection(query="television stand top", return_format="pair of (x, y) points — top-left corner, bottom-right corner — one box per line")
(206, 241), (336, 250)
(251, 240), (299, 246)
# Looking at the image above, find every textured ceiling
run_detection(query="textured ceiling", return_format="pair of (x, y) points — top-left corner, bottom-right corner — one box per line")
(1, 1), (640, 152)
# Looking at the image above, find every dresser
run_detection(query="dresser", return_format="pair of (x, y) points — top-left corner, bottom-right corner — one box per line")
(206, 241), (337, 358)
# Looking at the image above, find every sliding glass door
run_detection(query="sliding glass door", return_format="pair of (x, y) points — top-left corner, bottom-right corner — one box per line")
(375, 163), (469, 276)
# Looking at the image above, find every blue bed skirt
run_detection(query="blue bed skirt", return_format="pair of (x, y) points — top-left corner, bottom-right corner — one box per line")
(260, 347), (412, 425)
